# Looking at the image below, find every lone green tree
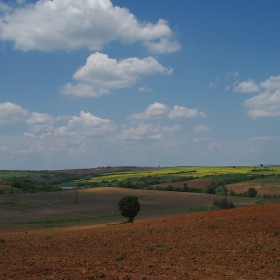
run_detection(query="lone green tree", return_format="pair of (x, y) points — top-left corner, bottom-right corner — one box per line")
(118, 196), (140, 223)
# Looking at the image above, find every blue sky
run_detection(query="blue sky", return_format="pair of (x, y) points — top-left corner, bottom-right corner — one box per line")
(0, 0), (280, 170)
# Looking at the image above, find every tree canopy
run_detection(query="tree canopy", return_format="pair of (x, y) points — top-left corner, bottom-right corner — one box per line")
(118, 196), (140, 223)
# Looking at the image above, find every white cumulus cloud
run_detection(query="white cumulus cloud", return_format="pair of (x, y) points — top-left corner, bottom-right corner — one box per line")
(0, 0), (180, 53)
(55, 111), (116, 138)
(61, 53), (172, 97)
(117, 123), (181, 141)
(233, 79), (260, 93)
(260, 75), (280, 91)
(128, 103), (206, 121)
(168, 106), (206, 120)
(128, 102), (169, 120)
(237, 75), (280, 118)
(144, 37), (181, 54)
(244, 90), (280, 118)
(118, 123), (163, 141)
(26, 112), (56, 125)
(0, 102), (28, 125)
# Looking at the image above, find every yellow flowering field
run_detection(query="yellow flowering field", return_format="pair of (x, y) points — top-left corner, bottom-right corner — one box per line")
(80, 166), (280, 184)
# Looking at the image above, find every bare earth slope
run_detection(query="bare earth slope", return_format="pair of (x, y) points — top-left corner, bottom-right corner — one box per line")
(0, 187), (256, 224)
(1, 204), (280, 279)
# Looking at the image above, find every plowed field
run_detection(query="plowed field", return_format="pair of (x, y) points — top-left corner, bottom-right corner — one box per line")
(1, 204), (280, 279)
(227, 182), (280, 195)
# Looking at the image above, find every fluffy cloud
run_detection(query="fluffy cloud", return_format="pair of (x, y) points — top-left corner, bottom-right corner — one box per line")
(144, 37), (181, 54)
(60, 83), (103, 98)
(0, 0), (180, 53)
(39, 132), (52, 139)
(26, 112), (56, 126)
(244, 90), (280, 118)
(129, 102), (169, 120)
(118, 123), (163, 141)
(260, 75), (280, 91)
(235, 75), (280, 118)
(55, 111), (116, 138)
(193, 124), (211, 133)
(233, 79), (260, 93)
(128, 102), (206, 121)
(0, 102), (28, 125)
(117, 123), (180, 141)
(0, 102), (194, 169)
(168, 106), (206, 120)
(25, 112), (70, 133)
(61, 53), (172, 97)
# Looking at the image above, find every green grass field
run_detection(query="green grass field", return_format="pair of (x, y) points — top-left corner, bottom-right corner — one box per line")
(75, 166), (280, 184)
(1, 166), (279, 195)
(2, 166), (279, 185)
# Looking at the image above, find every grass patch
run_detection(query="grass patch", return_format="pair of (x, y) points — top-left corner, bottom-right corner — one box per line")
(255, 199), (265, 205)
(0, 239), (5, 243)
(0, 213), (121, 227)
(0, 206), (211, 227)
(146, 247), (168, 252)
(114, 256), (123, 262)
(156, 247), (168, 252)
(0, 199), (35, 209)
(138, 206), (210, 216)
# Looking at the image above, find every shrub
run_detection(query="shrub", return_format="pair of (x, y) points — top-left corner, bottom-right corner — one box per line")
(229, 190), (235, 196)
(215, 185), (228, 196)
(206, 181), (217, 194)
(213, 199), (234, 209)
(167, 185), (174, 191)
(118, 196), (140, 223)
(247, 188), (257, 197)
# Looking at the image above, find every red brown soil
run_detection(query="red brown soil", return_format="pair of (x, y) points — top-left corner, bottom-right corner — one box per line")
(1, 205), (280, 279)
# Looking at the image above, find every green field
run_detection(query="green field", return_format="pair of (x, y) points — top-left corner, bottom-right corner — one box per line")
(75, 166), (280, 184)
(1, 166), (280, 196)
(0, 170), (53, 181)
(0, 166), (280, 225)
